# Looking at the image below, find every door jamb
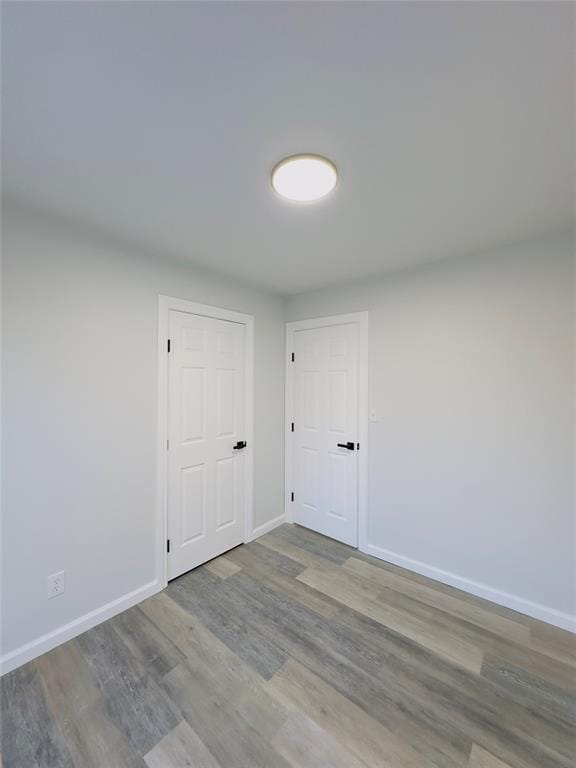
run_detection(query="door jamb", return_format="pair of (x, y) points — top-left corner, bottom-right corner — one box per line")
(284, 312), (369, 551)
(157, 295), (255, 588)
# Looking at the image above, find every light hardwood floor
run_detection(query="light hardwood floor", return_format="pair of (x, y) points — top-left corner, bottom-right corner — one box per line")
(1, 524), (574, 767)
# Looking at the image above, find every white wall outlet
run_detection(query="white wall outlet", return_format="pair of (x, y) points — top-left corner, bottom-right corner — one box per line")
(369, 408), (378, 422)
(47, 571), (65, 599)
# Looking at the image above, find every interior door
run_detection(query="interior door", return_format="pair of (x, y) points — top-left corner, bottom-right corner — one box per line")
(167, 310), (246, 580)
(292, 323), (359, 545)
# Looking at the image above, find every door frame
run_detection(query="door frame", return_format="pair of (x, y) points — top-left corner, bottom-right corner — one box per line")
(284, 312), (369, 551)
(156, 295), (255, 587)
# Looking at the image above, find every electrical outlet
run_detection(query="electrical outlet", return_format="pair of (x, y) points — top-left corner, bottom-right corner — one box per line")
(47, 571), (65, 599)
(369, 408), (378, 422)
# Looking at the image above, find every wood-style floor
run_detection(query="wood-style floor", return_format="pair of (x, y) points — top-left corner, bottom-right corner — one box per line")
(1, 524), (574, 768)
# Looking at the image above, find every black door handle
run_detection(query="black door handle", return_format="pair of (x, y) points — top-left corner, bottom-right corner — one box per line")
(233, 440), (247, 450)
(337, 442), (355, 451)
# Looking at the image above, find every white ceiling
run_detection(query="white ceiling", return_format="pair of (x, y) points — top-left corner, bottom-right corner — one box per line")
(2, 1), (574, 294)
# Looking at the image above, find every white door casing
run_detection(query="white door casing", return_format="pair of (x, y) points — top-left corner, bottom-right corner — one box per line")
(157, 297), (254, 586)
(285, 313), (369, 549)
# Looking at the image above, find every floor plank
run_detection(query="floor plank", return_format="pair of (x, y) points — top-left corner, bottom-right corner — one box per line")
(36, 641), (145, 768)
(469, 744), (514, 768)
(343, 556), (530, 644)
(143, 721), (221, 768)
(76, 620), (182, 755)
(50, 699), (147, 768)
(225, 542), (339, 618)
(271, 710), (368, 768)
(166, 567), (287, 680)
(266, 658), (431, 768)
(162, 662), (292, 768)
(111, 605), (185, 680)
(298, 564), (485, 673)
(481, 653), (576, 729)
(0, 663), (74, 768)
(35, 640), (101, 717)
(204, 556), (242, 580)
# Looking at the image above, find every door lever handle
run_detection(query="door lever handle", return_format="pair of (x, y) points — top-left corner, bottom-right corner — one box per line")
(337, 442), (355, 451)
(233, 440), (247, 450)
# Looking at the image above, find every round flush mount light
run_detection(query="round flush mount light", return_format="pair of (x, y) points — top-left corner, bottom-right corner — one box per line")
(271, 154), (338, 203)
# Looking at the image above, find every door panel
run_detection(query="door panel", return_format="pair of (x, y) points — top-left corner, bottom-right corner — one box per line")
(216, 456), (236, 529)
(168, 310), (246, 580)
(293, 323), (359, 545)
(328, 370), (347, 433)
(181, 367), (205, 442)
(216, 369), (236, 436)
(181, 463), (205, 542)
(328, 451), (347, 518)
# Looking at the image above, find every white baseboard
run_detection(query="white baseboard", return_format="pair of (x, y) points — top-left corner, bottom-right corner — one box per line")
(3, 535), (571, 676)
(1, 515), (286, 676)
(250, 513), (286, 542)
(360, 542), (576, 634)
(0, 580), (162, 676)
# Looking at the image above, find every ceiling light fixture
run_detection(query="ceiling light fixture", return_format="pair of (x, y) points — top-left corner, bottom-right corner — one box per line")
(271, 154), (338, 203)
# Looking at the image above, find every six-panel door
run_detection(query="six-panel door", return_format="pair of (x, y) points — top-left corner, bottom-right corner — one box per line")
(293, 323), (359, 545)
(167, 310), (246, 580)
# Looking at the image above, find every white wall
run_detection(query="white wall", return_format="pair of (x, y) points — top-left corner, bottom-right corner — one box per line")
(286, 233), (575, 628)
(1, 202), (285, 666)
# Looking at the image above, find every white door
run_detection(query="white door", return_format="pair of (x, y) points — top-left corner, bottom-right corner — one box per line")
(292, 323), (359, 545)
(167, 310), (247, 580)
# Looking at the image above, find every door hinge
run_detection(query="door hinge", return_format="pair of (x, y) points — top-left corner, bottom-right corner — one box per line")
(167, 338), (171, 353)
(167, 539), (171, 553)
(291, 352), (295, 362)
(291, 422), (294, 432)
(291, 492), (294, 502)
(167, 439), (169, 450)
